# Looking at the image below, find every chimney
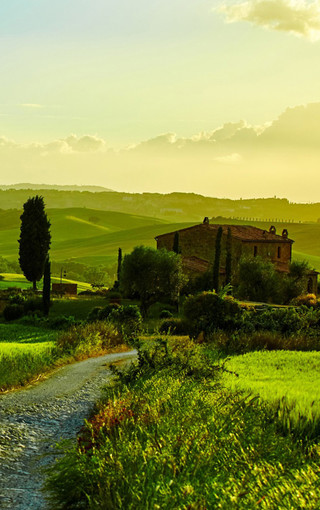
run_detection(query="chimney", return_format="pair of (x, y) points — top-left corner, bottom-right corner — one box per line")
(282, 229), (288, 239)
(269, 225), (276, 235)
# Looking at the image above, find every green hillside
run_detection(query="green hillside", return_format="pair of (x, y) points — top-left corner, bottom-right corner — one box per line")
(1, 206), (320, 271)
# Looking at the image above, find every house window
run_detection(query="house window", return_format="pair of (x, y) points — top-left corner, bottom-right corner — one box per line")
(277, 246), (281, 259)
(254, 246), (258, 257)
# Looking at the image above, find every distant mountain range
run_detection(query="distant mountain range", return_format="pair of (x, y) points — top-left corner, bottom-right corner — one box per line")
(0, 183), (112, 192)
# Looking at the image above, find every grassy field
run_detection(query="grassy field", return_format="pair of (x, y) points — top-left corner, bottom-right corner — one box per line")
(1, 206), (320, 269)
(0, 273), (92, 292)
(222, 350), (320, 438)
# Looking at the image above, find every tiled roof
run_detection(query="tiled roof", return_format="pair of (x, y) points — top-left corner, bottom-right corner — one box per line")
(182, 256), (210, 273)
(156, 223), (294, 243)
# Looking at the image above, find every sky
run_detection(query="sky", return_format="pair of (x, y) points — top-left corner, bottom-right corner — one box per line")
(1, 0), (320, 201)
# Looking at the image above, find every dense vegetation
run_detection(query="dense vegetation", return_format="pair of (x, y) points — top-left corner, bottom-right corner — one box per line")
(45, 338), (320, 509)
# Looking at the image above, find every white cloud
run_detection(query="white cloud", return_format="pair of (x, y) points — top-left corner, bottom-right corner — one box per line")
(214, 153), (243, 163)
(218, 0), (320, 41)
(20, 103), (44, 108)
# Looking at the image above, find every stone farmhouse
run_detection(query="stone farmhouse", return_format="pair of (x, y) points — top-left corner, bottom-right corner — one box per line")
(155, 219), (318, 294)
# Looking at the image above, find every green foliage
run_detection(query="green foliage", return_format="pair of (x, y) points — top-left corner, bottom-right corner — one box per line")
(46, 340), (320, 510)
(56, 321), (123, 357)
(120, 246), (185, 313)
(159, 318), (188, 335)
(225, 227), (232, 285)
(146, 301), (176, 319)
(172, 231), (180, 254)
(212, 226), (222, 292)
(159, 309), (173, 319)
(108, 305), (142, 340)
(18, 195), (51, 289)
(3, 303), (24, 321)
(183, 291), (242, 338)
(236, 255), (281, 303)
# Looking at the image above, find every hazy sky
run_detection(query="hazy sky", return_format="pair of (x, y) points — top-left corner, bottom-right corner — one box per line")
(1, 0), (320, 201)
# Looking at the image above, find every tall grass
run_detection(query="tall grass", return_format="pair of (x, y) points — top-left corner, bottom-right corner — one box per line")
(0, 341), (58, 391)
(0, 321), (127, 391)
(45, 339), (320, 509)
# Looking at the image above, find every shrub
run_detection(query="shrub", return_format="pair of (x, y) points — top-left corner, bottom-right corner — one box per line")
(86, 306), (103, 322)
(292, 294), (320, 308)
(183, 292), (242, 339)
(49, 315), (77, 330)
(147, 301), (176, 319)
(159, 309), (173, 319)
(3, 304), (24, 321)
(109, 305), (142, 340)
(56, 321), (123, 357)
(159, 318), (188, 335)
(23, 298), (43, 315)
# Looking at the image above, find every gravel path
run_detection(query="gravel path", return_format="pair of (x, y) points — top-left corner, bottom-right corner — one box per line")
(0, 350), (137, 510)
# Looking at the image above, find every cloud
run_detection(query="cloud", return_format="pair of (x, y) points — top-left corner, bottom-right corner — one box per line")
(20, 103), (44, 108)
(214, 153), (243, 164)
(218, 0), (320, 40)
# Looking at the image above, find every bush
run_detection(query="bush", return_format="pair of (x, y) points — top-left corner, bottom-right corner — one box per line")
(23, 298), (43, 315)
(208, 329), (320, 355)
(49, 315), (77, 330)
(3, 304), (24, 321)
(292, 294), (320, 308)
(159, 309), (173, 319)
(147, 301), (176, 319)
(183, 292), (243, 339)
(241, 306), (320, 335)
(109, 305), (142, 340)
(159, 318), (188, 335)
(56, 321), (123, 357)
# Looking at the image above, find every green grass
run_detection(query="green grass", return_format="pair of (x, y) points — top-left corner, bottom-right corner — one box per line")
(0, 324), (59, 390)
(45, 339), (320, 510)
(222, 350), (320, 438)
(50, 297), (108, 321)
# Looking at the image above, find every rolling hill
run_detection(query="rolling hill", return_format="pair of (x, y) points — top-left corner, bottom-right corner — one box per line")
(1, 206), (320, 271)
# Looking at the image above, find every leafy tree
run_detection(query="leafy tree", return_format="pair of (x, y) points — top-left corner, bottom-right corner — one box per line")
(225, 227), (232, 286)
(42, 256), (51, 316)
(120, 246), (185, 314)
(18, 196), (51, 290)
(117, 248), (122, 282)
(212, 227), (223, 292)
(236, 256), (281, 303)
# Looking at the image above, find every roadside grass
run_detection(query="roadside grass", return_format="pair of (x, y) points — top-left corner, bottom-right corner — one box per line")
(0, 321), (127, 392)
(0, 341), (58, 391)
(45, 337), (320, 510)
(222, 350), (320, 439)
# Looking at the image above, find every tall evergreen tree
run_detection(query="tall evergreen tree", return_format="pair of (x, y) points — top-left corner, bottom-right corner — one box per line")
(173, 232), (180, 254)
(117, 247), (122, 282)
(212, 226), (223, 292)
(18, 196), (51, 290)
(225, 227), (232, 286)
(42, 256), (51, 316)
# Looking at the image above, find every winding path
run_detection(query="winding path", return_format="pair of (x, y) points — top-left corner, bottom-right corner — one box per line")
(0, 350), (137, 510)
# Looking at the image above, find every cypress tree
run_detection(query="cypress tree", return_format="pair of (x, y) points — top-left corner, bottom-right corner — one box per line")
(42, 257), (51, 316)
(212, 226), (223, 292)
(225, 227), (232, 286)
(173, 232), (180, 254)
(117, 248), (122, 282)
(18, 196), (51, 290)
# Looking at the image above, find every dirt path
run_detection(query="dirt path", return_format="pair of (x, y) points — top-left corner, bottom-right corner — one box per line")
(0, 350), (137, 510)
